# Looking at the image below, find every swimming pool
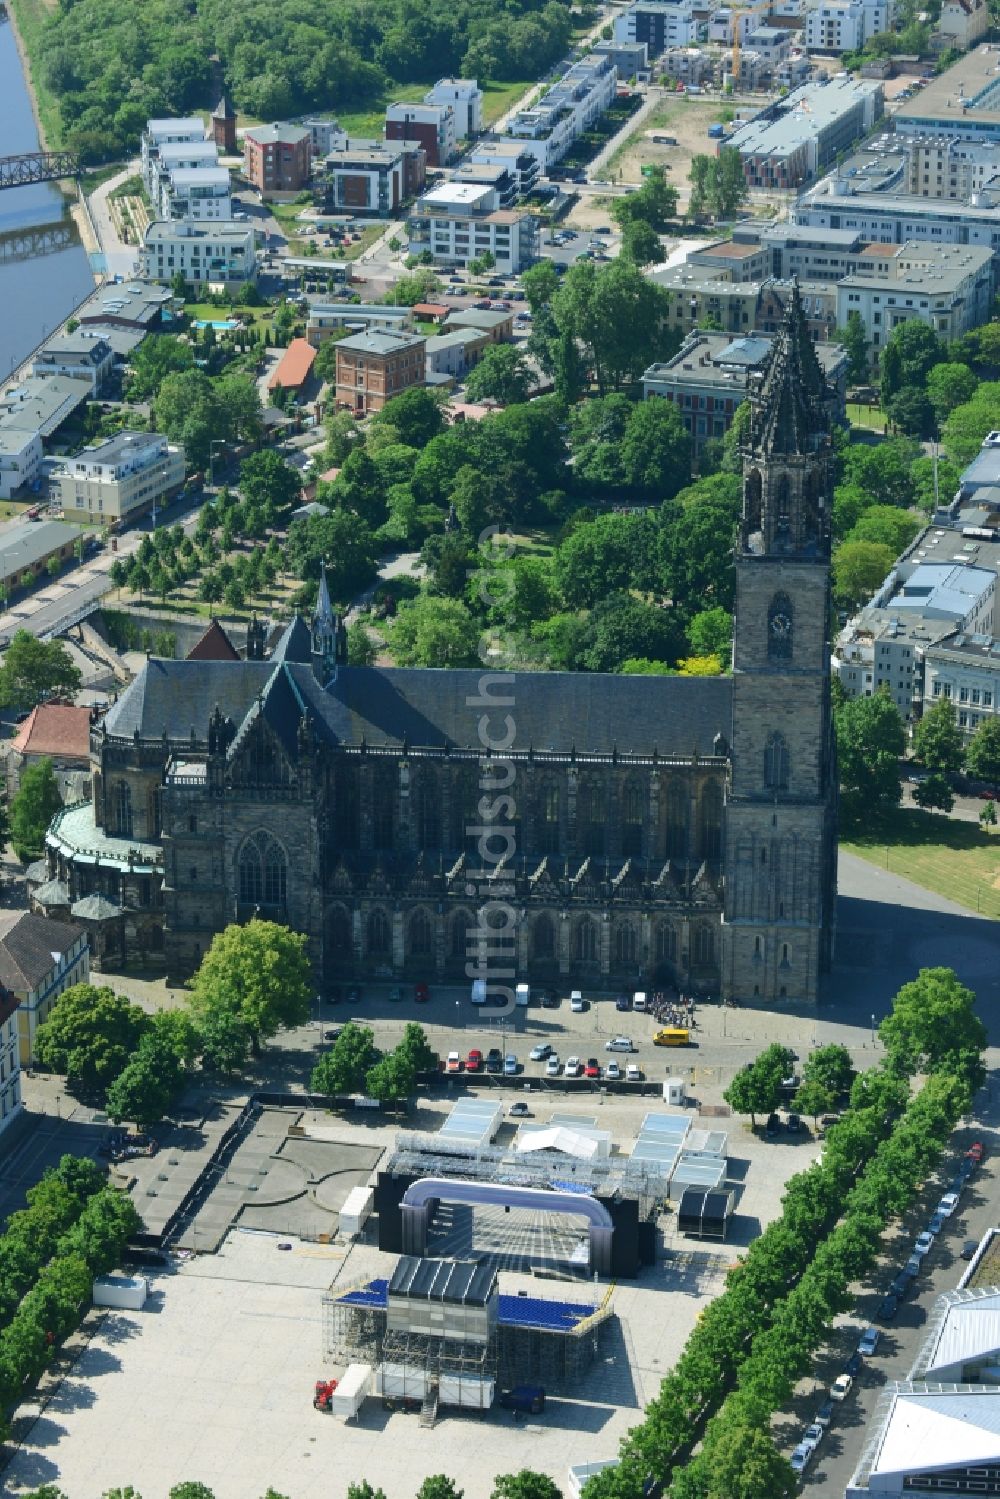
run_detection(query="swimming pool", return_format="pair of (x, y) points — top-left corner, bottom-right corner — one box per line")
(191, 319), (240, 331)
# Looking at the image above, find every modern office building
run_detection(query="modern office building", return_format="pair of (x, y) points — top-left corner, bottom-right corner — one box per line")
(614, 0), (701, 54)
(895, 46), (1000, 145)
(424, 79), (484, 139)
(243, 123), (312, 196)
(323, 142), (426, 214)
(727, 77), (884, 189)
(141, 220), (258, 288)
(407, 182), (538, 272)
(792, 171), (1000, 251)
(56, 432), (186, 525)
(836, 240), (993, 355)
(385, 102), (457, 167)
(334, 329), (428, 413)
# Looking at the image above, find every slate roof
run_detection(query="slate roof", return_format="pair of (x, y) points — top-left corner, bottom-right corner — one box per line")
(71, 893), (124, 921)
(269, 616), (313, 664)
(103, 659), (275, 741)
(0, 910), (83, 993)
(10, 704), (92, 761)
(187, 619), (241, 662)
(32, 878), (71, 907)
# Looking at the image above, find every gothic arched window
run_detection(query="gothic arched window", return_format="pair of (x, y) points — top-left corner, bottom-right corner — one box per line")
(699, 781), (723, 860)
(414, 769), (441, 850)
(578, 782), (606, 857)
(615, 922), (637, 965)
(764, 733), (790, 792)
(767, 592), (793, 661)
(773, 475), (791, 535)
(664, 780), (688, 857)
(622, 781), (644, 856)
(113, 780), (132, 838)
(693, 924), (715, 965)
(451, 910), (473, 961)
(327, 906), (351, 955)
(409, 909), (432, 958)
(373, 764), (395, 850)
(575, 917), (598, 964)
(533, 913), (555, 960)
(745, 468), (762, 535)
(655, 923), (677, 963)
(367, 908), (390, 955)
(539, 781), (560, 855)
(238, 832), (287, 907)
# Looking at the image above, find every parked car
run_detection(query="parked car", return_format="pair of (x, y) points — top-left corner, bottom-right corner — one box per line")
(876, 1292), (898, 1322)
(584, 1058), (601, 1079)
(509, 1102), (531, 1118)
(844, 1352), (863, 1378)
(466, 1049), (483, 1072)
(486, 1048), (503, 1074)
(605, 1061), (622, 1081)
(786, 1113), (802, 1132)
(546, 1054), (562, 1077)
(570, 991), (586, 1012)
(388, 986), (403, 1002)
(858, 1326), (880, 1357)
(830, 1373), (853, 1401)
(790, 1443), (815, 1475)
(938, 1191), (960, 1217)
(445, 1051), (462, 1073)
(802, 1421), (824, 1449)
(529, 1043), (553, 1061)
(928, 1211), (946, 1236)
(615, 993), (632, 1012)
(814, 1399), (834, 1429)
(504, 1054), (518, 1076)
(414, 982), (430, 1002)
(967, 1141), (985, 1162)
(891, 1269), (915, 1299)
(962, 1239), (980, 1260)
(606, 1036), (635, 1052)
(564, 1057), (583, 1077)
(323, 1028), (342, 1042)
(626, 1062), (642, 1082)
(905, 1253), (923, 1277)
(914, 1231), (935, 1257)
(765, 1113), (781, 1137)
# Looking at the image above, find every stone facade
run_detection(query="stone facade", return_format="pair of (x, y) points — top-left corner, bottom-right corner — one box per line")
(48, 293), (837, 1004)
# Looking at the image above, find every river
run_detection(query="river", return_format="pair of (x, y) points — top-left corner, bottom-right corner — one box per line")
(0, 15), (95, 381)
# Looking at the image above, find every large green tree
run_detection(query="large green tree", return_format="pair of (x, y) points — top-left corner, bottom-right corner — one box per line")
(833, 311), (869, 384)
(832, 540), (895, 610)
(187, 920), (312, 1058)
(879, 966), (986, 1078)
(389, 595), (480, 667)
(550, 259), (674, 393)
(10, 758), (63, 862)
(491, 1474), (561, 1499)
(238, 450), (301, 522)
(966, 716), (1000, 792)
(912, 697), (964, 781)
(0, 632), (81, 713)
(834, 689), (905, 822)
(879, 321), (944, 405)
(34, 984), (150, 1098)
(464, 346), (532, 407)
(311, 1022), (381, 1098)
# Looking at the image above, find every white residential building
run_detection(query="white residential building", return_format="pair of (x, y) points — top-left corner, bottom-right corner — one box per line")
(141, 117), (206, 194)
(56, 431), (186, 526)
(141, 220), (257, 287)
(803, 0), (894, 52)
(407, 182), (539, 272)
(156, 166), (232, 221)
(32, 332), (114, 394)
(924, 632), (1000, 735)
(385, 101), (457, 167)
(615, 0), (701, 53)
(0, 429), (43, 501)
(302, 118), (348, 155)
(937, 0), (990, 49)
(494, 52), (618, 173)
(424, 79), (484, 139)
(836, 240), (993, 355)
(905, 135), (1000, 200)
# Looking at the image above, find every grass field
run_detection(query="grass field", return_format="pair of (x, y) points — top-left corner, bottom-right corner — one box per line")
(842, 806), (1000, 919)
(846, 402), (887, 433)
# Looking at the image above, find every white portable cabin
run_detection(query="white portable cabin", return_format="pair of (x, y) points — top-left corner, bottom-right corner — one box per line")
(93, 1275), (148, 1310)
(329, 1362), (372, 1418)
(663, 1077), (686, 1105)
(339, 1185), (374, 1237)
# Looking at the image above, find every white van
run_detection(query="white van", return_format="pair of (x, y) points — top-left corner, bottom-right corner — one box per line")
(570, 990), (585, 1012)
(632, 991), (647, 1012)
(515, 983), (530, 1008)
(471, 979), (487, 1005)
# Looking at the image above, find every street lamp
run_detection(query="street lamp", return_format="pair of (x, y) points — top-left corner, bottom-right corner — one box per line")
(871, 1012), (876, 1044)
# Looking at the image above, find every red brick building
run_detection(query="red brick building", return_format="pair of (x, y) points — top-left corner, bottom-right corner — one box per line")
(335, 329), (427, 414)
(211, 95), (238, 155)
(243, 124), (312, 197)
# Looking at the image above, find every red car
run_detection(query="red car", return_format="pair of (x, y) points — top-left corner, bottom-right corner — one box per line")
(467, 1049), (483, 1072)
(414, 982), (430, 1003)
(584, 1058), (601, 1079)
(967, 1141), (985, 1162)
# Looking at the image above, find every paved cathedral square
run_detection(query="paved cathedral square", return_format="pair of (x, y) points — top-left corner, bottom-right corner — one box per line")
(41, 290), (837, 1003)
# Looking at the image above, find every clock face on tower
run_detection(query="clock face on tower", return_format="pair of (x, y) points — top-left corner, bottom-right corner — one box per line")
(770, 612), (792, 639)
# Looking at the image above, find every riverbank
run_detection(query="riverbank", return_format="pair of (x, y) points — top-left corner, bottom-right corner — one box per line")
(5, 0), (60, 150)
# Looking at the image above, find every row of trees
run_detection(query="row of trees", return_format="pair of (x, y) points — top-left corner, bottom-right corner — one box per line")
(724, 1041), (855, 1129)
(23, 1467), (562, 1499)
(0, 1157), (141, 1437)
(311, 1021), (437, 1106)
(582, 966), (986, 1499)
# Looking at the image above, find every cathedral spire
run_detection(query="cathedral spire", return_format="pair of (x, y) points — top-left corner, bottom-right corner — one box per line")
(311, 563), (347, 682)
(750, 281), (828, 459)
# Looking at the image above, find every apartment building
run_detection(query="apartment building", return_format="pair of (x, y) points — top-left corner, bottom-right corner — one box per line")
(141, 117), (206, 192)
(407, 182), (539, 273)
(334, 329), (428, 413)
(836, 240), (993, 355)
(803, 0), (894, 52)
(0, 429), (43, 501)
(424, 79), (484, 139)
(385, 102), (457, 167)
(158, 167), (233, 221)
(31, 332), (113, 394)
(56, 431), (186, 525)
(466, 142), (541, 196)
(793, 170), (1000, 250)
(323, 142), (426, 215)
(895, 46), (1000, 146)
(748, 222), (872, 280)
(593, 41), (650, 79)
(937, 0), (990, 47)
(303, 118), (348, 156)
(0, 910), (89, 1067)
(905, 135), (1000, 200)
(141, 220), (257, 288)
(490, 52), (617, 174)
(727, 76), (884, 189)
(614, 0), (701, 54)
(0, 986), (21, 1141)
(243, 123), (312, 197)
(307, 304), (413, 347)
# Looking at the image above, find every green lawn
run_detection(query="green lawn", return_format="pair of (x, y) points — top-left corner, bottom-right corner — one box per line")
(846, 401), (887, 433)
(842, 807), (1000, 919)
(481, 78), (537, 126)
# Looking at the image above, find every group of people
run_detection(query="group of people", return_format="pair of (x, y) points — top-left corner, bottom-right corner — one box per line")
(649, 991), (698, 1028)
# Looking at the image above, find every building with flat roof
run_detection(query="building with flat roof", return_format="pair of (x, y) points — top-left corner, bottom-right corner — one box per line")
(141, 220), (257, 287)
(904, 134), (1000, 201)
(141, 117), (206, 194)
(895, 45), (1000, 144)
(424, 327), (490, 378)
(307, 303), (413, 346)
(0, 428), (43, 501)
(243, 123), (312, 197)
(727, 77), (884, 189)
(803, 0), (894, 53)
(156, 165), (232, 222)
(958, 436), (1000, 500)
(407, 182), (538, 273)
(792, 169), (1000, 252)
(614, 0), (701, 55)
(302, 118), (347, 156)
(937, 0), (990, 48)
(0, 375), (91, 442)
(76, 281), (173, 332)
(847, 1385), (1000, 1497)
(642, 328), (847, 456)
(836, 240), (993, 357)
(31, 331), (114, 394)
(488, 52), (617, 173)
(923, 631), (1000, 735)
(385, 101), (457, 167)
(0, 518), (86, 591)
(55, 432), (185, 526)
(335, 329), (427, 413)
(424, 79), (484, 139)
(745, 222), (873, 280)
(322, 141), (426, 215)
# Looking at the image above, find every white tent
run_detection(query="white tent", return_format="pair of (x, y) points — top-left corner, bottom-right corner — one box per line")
(514, 1126), (600, 1161)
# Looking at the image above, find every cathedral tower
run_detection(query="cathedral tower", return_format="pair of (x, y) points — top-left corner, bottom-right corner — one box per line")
(311, 563), (347, 682)
(721, 287), (837, 1004)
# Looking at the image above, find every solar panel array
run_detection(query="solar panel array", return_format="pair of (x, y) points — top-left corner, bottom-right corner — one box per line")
(438, 1096), (503, 1148)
